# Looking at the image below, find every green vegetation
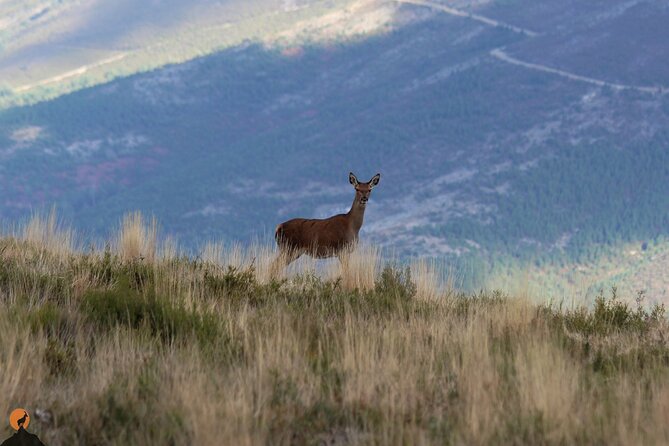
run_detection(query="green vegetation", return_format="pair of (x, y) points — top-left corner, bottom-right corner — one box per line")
(82, 273), (221, 347)
(1, 215), (668, 444)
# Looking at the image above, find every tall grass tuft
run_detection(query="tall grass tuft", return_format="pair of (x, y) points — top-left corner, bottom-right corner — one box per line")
(333, 244), (380, 291)
(116, 211), (157, 263)
(410, 258), (455, 301)
(20, 208), (75, 256)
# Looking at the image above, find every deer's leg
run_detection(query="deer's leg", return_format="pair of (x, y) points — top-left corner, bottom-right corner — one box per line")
(335, 253), (346, 280)
(270, 250), (286, 279)
(337, 242), (356, 264)
(335, 242), (358, 280)
(336, 247), (353, 277)
(283, 248), (302, 269)
(336, 252), (348, 268)
(270, 248), (302, 278)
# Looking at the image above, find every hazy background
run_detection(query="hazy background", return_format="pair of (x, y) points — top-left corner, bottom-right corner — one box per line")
(1, 0), (668, 301)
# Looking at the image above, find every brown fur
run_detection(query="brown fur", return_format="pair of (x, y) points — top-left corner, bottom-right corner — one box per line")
(271, 172), (380, 273)
(275, 214), (356, 258)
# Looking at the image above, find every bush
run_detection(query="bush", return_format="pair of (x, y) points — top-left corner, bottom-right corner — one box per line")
(81, 274), (220, 347)
(22, 302), (79, 376)
(203, 265), (257, 299)
(375, 265), (417, 301)
(556, 287), (666, 336)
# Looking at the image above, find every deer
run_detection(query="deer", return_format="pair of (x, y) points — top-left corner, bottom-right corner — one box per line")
(17, 411), (28, 429)
(271, 172), (381, 275)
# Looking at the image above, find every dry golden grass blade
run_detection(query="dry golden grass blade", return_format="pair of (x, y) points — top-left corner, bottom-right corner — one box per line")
(514, 337), (582, 441)
(332, 244), (380, 291)
(159, 235), (179, 261)
(0, 317), (47, 425)
(20, 207), (75, 257)
(410, 258), (442, 301)
(116, 211), (157, 263)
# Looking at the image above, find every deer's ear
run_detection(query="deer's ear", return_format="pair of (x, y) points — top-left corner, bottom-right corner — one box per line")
(370, 173), (381, 188)
(349, 172), (359, 186)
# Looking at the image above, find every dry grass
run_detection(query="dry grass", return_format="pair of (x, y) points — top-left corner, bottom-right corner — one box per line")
(331, 244), (380, 291)
(19, 208), (75, 257)
(116, 211), (157, 263)
(410, 258), (456, 301)
(0, 212), (668, 445)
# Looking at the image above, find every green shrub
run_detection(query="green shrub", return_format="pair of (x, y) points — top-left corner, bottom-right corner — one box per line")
(0, 256), (68, 302)
(450, 289), (507, 317)
(203, 264), (257, 301)
(82, 248), (117, 288)
(375, 265), (417, 301)
(57, 363), (188, 445)
(45, 338), (77, 377)
(81, 274), (220, 347)
(540, 288), (669, 375)
(556, 287), (666, 337)
(20, 302), (79, 376)
(122, 258), (156, 293)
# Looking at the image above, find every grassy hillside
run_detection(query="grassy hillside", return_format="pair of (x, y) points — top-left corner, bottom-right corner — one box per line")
(1, 213), (668, 444)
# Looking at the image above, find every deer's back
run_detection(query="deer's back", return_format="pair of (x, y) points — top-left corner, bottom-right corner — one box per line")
(275, 214), (354, 257)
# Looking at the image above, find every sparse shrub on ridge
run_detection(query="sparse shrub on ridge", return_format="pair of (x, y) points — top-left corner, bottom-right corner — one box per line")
(81, 273), (231, 357)
(375, 265), (417, 301)
(542, 286), (666, 337)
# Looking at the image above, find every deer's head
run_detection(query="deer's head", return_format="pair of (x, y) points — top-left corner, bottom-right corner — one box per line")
(349, 172), (381, 207)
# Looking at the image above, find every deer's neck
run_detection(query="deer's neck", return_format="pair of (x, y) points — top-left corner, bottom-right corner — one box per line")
(347, 195), (366, 233)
